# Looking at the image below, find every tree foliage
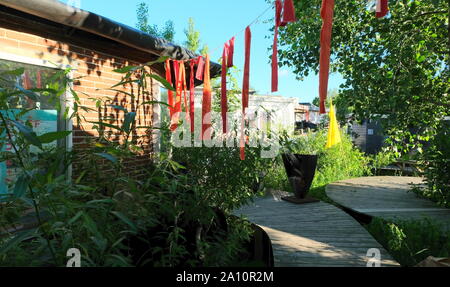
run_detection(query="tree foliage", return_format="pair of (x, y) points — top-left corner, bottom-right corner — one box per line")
(274, 0), (450, 154)
(184, 17), (209, 55)
(184, 18), (201, 52)
(136, 2), (175, 42)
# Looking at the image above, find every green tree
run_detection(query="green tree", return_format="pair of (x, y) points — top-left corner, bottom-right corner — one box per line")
(272, 0), (450, 155)
(183, 17), (209, 55)
(160, 20), (175, 42)
(184, 18), (200, 52)
(136, 2), (175, 42)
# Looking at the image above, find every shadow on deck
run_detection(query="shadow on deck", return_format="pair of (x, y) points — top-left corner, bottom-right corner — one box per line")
(235, 190), (399, 267)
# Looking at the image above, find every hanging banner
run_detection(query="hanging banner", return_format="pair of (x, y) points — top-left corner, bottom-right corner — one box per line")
(221, 41), (231, 133)
(227, 37), (235, 68)
(318, 0), (335, 114)
(326, 99), (341, 148)
(178, 61), (190, 124)
(170, 60), (182, 131)
(272, 0), (297, 93)
(196, 56), (205, 81)
(272, 0), (282, 93)
(202, 54), (212, 140)
(240, 26), (252, 160)
(189, 59), (195, 133)
(165, 59), (174, 117)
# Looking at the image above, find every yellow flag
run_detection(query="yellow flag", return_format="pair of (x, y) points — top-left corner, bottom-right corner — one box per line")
(326, 99), (341, 148)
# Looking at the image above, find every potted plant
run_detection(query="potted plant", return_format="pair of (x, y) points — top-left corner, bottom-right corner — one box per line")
(278, 131), (319, 204)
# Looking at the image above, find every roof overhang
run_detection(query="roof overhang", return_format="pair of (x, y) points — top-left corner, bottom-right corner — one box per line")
(0, 0), (221, 84)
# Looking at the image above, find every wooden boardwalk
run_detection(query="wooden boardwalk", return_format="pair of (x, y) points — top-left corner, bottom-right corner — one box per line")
(235, 190), (399, 267)
(326, 176), (450, 230)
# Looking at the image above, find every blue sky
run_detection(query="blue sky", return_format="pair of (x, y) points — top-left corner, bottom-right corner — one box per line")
(69, 0), (343, 103)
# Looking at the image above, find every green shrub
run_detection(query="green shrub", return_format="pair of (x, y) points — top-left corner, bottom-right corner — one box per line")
(0, 61), (255, 267)
(172, 145), (273, 212)
(310, 130), (371, 188)
(367, 217), (450, 266)
(368, 150), (397, 175)
(263, 155), (291, 193)
(416, 121), (450, 207)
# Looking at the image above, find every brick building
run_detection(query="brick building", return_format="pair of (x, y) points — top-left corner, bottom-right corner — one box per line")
(0, 0), (220, 193)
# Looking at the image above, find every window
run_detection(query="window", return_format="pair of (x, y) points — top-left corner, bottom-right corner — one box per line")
(0, 58), (69, 195)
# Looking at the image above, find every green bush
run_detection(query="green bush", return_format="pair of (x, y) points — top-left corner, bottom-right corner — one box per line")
(416, 121), (450, 207)
(366, 217), (450, 266)
(368, 150), (397, 175)
(172, 144), (274, 212)
(0, 61), (255, 267)
(263, 155), (291, 193)
(310, 130), (371, 189)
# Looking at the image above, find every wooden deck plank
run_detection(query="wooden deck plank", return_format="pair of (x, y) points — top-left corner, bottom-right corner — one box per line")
(235, 191), (399, 267)
(326, 176), (450, 230)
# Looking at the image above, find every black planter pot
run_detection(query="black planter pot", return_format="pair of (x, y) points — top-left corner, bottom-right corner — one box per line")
(281, 153), (319, 204)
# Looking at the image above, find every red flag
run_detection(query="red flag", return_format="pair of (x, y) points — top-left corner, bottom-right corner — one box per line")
(196, 56), (205, 81)
(281, 0), (297, 26)
(272, 0), (297, 93)
(170, 60), (182, 131)
(240, 26), (251, 160)
(179, 61), (190, 123)
(227, 37), (235, 68)
(375, 0), (389, 18)
(189, 59), (195, 133)
(202, 54), (212, 140)
(271, 0), (282, 93)
(318, 0), (335, 114)
(165, 59), (174, 117)
(221, 42), (230, 133)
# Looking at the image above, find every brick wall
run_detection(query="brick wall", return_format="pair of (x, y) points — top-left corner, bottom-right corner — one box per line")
(0, 26), (159, 179)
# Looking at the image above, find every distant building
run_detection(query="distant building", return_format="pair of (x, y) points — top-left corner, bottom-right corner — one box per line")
(249, 94), (298, 133)
(349, 119), (385, 154)
(294, 103), (329, 132)
(295, 103), (322, 124)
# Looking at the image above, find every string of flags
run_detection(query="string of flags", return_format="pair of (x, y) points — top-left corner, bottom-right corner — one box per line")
(163, 0), (390, 158)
